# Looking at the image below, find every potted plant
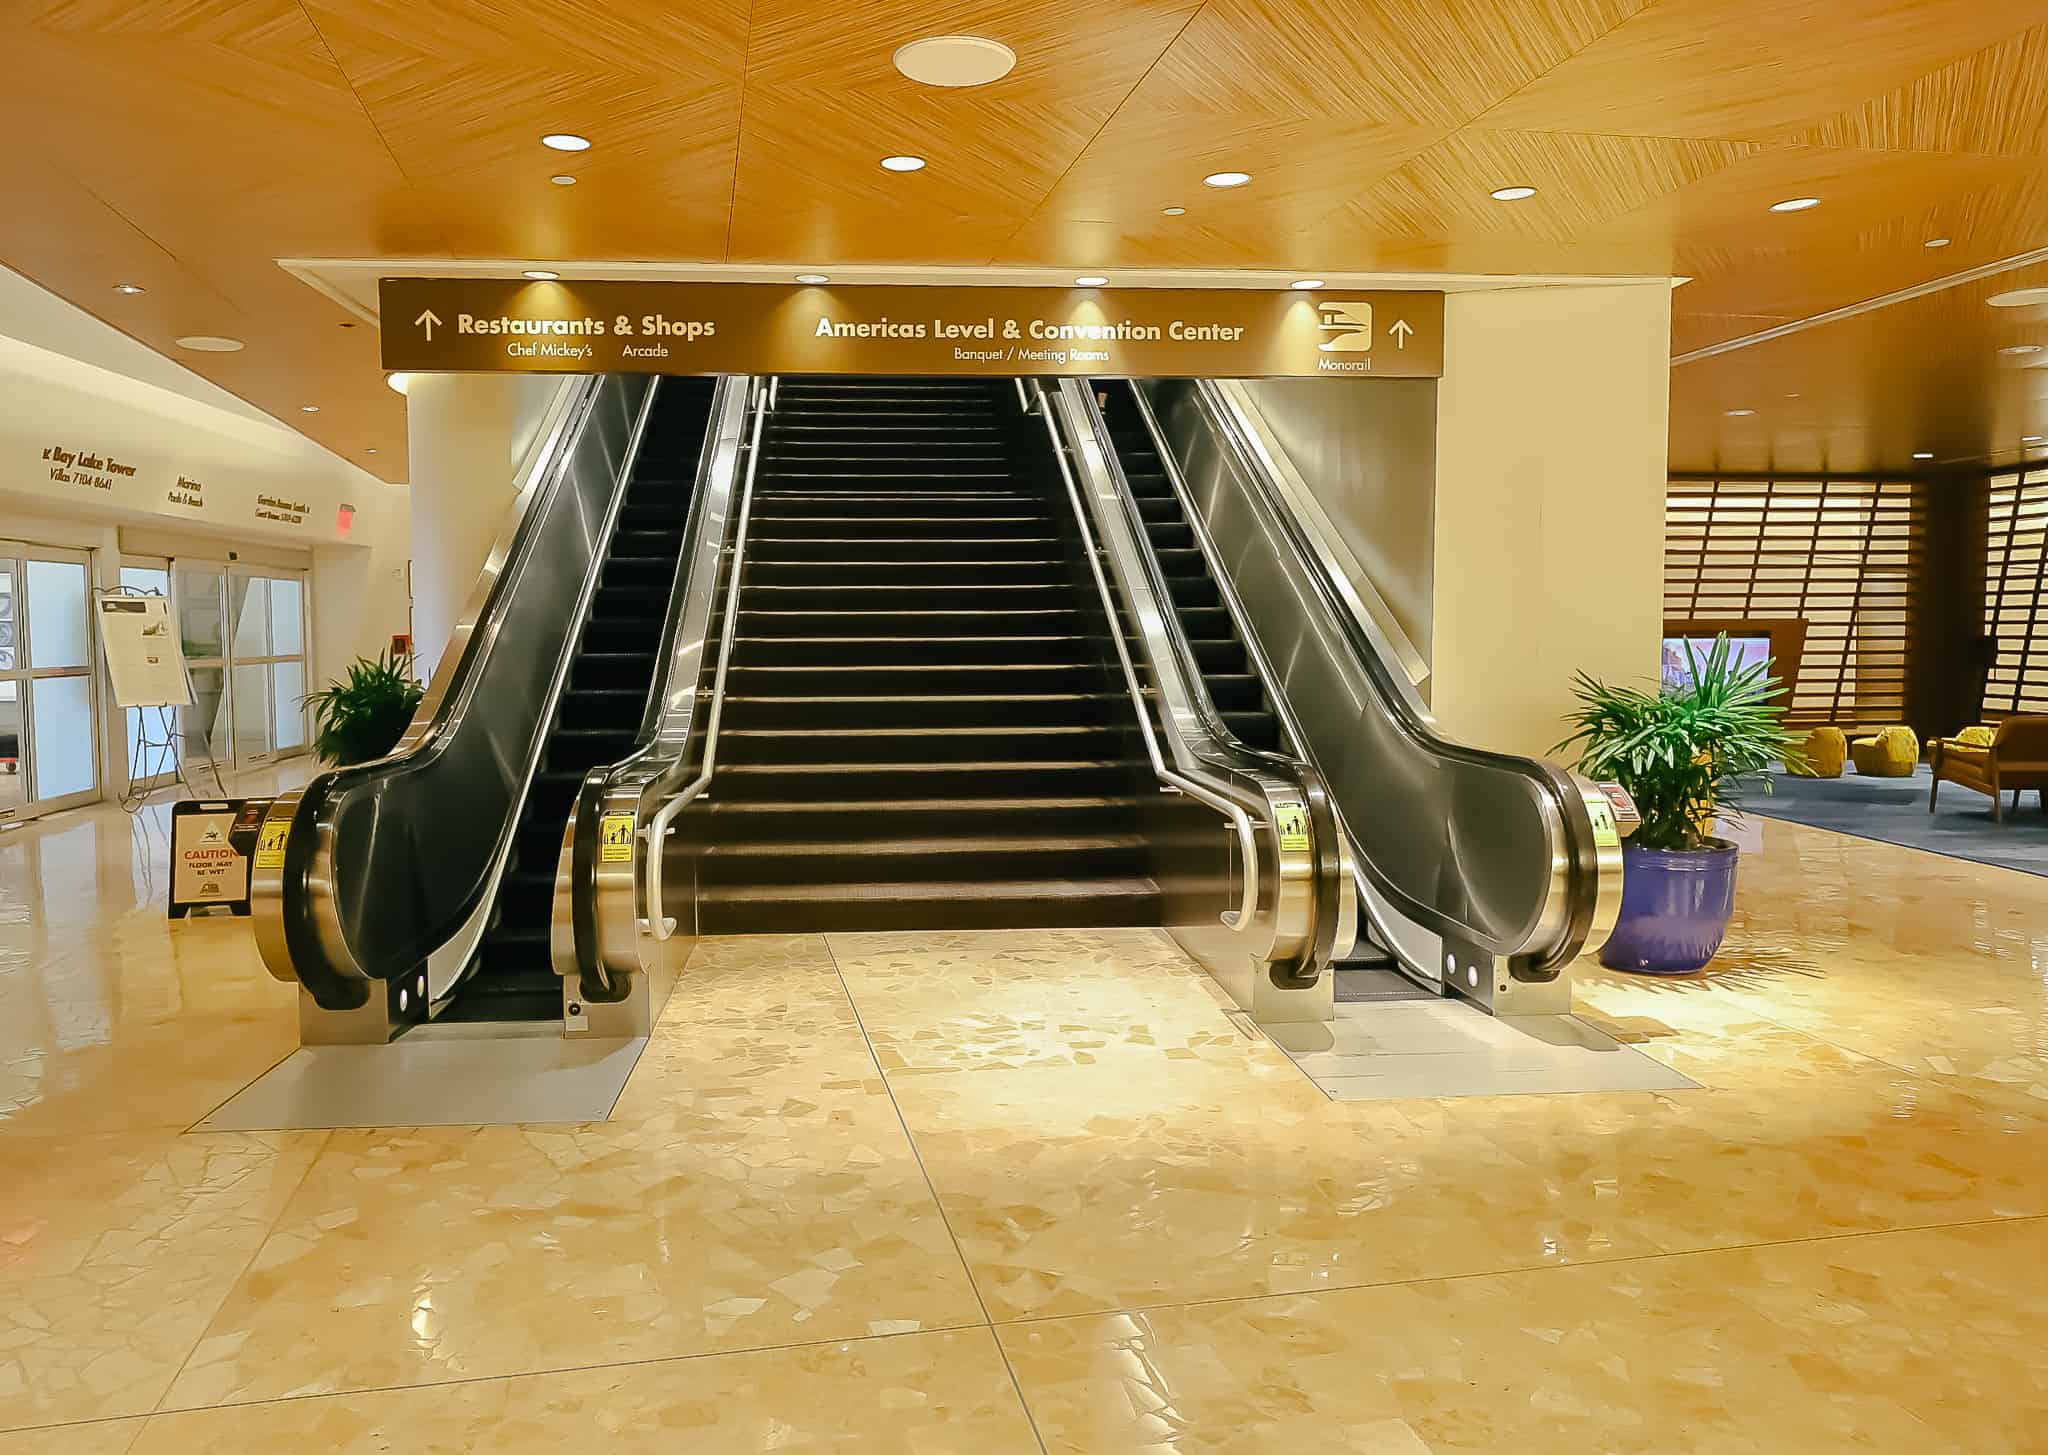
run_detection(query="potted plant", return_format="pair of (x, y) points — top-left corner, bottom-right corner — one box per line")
(304, 651), (424, 766)
(1555, 634), (1799, 974)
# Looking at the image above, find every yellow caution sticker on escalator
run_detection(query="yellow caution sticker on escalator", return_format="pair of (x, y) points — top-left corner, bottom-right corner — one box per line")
(599, 813), (636, 864)
(1275, 801), (1311, 853)
(1588, 798), (1621, 850)
(253, 815), (291, 871)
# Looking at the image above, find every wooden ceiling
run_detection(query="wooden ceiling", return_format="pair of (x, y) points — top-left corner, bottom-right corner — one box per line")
(3, 0), (2048, 480)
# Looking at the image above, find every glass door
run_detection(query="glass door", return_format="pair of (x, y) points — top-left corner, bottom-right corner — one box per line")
(169, 560), (311, 774)
(0, 541), (102, 821)
(225, 569), (310, 764)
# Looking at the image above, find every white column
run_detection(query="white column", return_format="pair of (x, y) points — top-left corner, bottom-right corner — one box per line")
(1431, 282), (1672, 758)
(404, 373), (566, 679)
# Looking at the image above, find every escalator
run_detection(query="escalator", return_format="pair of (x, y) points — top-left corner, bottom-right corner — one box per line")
(450, 378), (716, 1020)
(1074, 376), (1619, 1007)
(252, 374), (731, 1037)
(676, 377), (1180, 932)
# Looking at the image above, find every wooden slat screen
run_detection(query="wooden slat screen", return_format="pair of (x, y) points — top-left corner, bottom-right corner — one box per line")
(1985, 469), (2048, 719)
(1666, 476), (1924, 730)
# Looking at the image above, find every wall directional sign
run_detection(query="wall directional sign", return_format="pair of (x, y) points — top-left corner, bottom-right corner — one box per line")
(378, 279), (1445, 380)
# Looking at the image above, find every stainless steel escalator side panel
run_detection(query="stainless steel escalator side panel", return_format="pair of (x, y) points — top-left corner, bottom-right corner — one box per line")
(1135, 378), (1610, 983)
(1043, 378), (1345, 1011)
(553, 375), (753, 1011)
(253, 374), (656, 1039)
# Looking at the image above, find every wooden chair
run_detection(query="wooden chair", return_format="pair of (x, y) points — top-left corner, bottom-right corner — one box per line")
(1929, 717), (2048, 823)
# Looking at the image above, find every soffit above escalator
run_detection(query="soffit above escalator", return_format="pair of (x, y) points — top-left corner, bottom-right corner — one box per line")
(1, 0), (2046, 480)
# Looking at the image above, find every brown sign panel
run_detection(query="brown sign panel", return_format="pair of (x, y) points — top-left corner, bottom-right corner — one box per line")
(378, 279), (1444, 379)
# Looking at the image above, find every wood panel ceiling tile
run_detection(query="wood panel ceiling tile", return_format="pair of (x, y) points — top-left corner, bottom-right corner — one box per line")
(1477, 0), (2048, 140)
(1134, 0), (1648, 124)
(1343, 128), (1760, 246)
(1587, 143), (2044, 257)
(742, 0), (1198, 100)
(1796, 24), (2048, 158)
(1669, 258), (2048, 473)
(1027, 110), (1446, 236)
(299, 0), (751, 83)
(726, 89), (1097, 264)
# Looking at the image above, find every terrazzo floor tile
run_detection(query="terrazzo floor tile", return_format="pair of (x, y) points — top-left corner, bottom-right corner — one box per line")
(0, 1130), (327, 1429)
(131, 1328), (1038, 1454)
(159, 1083), (984, 1408)
(999, 1217), (2048, 1453)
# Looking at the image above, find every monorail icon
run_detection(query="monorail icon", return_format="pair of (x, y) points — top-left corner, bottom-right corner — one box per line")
(1316, 300), (1373, 352)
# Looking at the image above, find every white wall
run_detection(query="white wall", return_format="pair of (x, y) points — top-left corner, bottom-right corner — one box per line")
(1431, 282), (1671, 758)
(0, 265), (410, 797)
(405, 373), (569, 677)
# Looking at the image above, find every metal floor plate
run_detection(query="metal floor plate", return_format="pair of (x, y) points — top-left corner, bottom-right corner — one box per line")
(1265, 999), (1698, 1102)
(194, 1032), (648, 1131)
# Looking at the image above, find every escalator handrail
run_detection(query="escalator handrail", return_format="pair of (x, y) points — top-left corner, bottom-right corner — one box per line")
(252, 375), (656, 1001)
(553, 375), (751, 993)
(1165, 378), (1609, 970)
(629, 375), (772, 954)
(1028, 378), (1279, 950)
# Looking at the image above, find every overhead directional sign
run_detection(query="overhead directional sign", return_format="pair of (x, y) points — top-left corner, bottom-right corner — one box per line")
(377, 279), (1445, 380)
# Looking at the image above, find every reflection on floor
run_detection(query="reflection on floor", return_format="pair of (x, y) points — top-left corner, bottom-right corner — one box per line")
(5, 778), (2048, 1451)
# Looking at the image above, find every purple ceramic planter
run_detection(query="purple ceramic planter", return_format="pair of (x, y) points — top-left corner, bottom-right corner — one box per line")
(1598, 839), (1739, 974)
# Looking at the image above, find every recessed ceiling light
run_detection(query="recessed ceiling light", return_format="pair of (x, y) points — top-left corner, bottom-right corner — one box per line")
(387, 373), (412, 396)
(1999, 344), (2043, 355)
(1913, 452), (1934, 460)
(1725, 408), (1756, 417)
(365, 447), (379, 455)
(523, 269), (561, 280)
(1074, 275), (1109, 287)
(1291, 279), (1325, 290)
(893, 34), (1016, 87)
(550, 174), (578, 186)
(1161, 206), (1186, 216)
(176, 335), (243, 352)
(1990, 287), (2048, 307)
(1925, 237), (1950, 248)
(541, 133), (591, 152)
(300, 404), (320, 413)
(795, 273), (830, 284)
(113, 282), (145, 295)
(880, 154), (927, 172)
(2026, 436), (2046, 444)
(1490, 184), (1537, 201)
(1784, 392), (1801, 399)
(1769, 196), (1821, 213)
(1203, 170), (1252, 189)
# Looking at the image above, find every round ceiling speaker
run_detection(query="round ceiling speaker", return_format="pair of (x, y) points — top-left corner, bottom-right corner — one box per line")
(894, 35), (1016, 88)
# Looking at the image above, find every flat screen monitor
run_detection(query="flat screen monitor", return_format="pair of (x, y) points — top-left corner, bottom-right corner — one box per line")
(1662, 634), (1771, 693)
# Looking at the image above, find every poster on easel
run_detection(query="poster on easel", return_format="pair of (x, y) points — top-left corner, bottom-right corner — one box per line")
(96, 595), (192, 707)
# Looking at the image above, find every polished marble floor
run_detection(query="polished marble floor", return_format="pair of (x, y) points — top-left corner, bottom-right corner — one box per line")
(5, 781), (2048, 1452)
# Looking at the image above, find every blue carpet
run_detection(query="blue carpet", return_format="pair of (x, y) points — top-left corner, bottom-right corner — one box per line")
(1746, 764), (2048, 877)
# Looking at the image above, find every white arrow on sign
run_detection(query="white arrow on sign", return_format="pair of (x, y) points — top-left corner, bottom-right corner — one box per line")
(1388, 318), (1414, 349)
(416, 309), (443, 341)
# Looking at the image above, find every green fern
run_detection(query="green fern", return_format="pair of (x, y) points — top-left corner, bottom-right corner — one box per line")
(303, 651), (424, 767)
(1554, 634), (1802, 851)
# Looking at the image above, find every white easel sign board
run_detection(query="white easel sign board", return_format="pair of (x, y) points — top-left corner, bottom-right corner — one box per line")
(96, 596), (192, 708)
